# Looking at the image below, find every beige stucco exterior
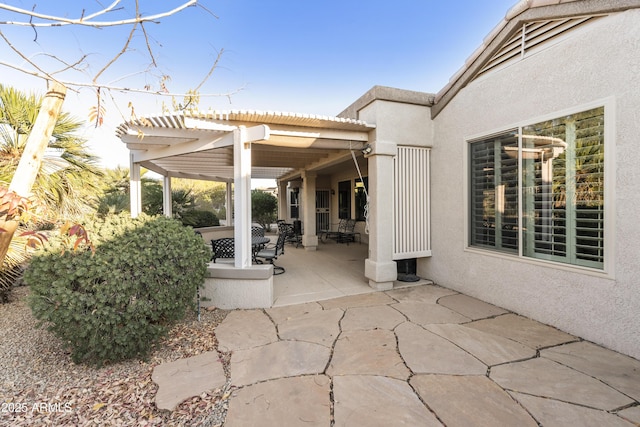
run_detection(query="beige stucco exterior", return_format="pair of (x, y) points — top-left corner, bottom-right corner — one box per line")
(419, 9), (640, 359)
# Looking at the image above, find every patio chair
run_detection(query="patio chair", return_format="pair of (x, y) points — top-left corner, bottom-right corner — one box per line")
(278, 221), (301, 248)
(251, 225), (265, 237)
(211, 237), (235, 263)
(254, 232), (287, 275)
(338, 219), (360, 245)
(320, 218), (347, 243)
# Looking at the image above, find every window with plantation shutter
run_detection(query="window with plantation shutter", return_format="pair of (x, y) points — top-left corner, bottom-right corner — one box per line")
(469, 131), (519, 253)
(522, 107), (604, 268)
(469, 106), (605, 270)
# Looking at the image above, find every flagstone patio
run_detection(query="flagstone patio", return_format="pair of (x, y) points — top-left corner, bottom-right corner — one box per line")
(152, 284), (640, 426)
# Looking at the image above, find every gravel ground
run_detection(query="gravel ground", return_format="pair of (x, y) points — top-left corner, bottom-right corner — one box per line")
(0, 286), (232, 426)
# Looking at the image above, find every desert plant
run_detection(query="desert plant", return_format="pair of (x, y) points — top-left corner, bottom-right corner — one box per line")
(180, 209), (219, 228)
(25, 213), (210, 366)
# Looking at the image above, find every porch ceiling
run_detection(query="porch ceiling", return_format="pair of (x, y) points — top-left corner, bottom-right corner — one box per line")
(116, 110), (375, 182)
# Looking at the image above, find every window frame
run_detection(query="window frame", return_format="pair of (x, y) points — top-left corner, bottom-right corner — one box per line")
(464, 100), (614, 277)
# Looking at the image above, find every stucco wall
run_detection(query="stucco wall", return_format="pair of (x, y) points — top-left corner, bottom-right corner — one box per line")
(421, 10), (640, 359)
(358, 100), (434, 148)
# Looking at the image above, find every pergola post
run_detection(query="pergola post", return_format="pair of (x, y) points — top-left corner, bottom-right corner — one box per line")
(231, 124), (271, 268)
(234, 127), (252, 268)
(301, 171), (318, 250)
(129, 153), (142, 218)
(225, 182), (233, 226)
(163, 175), (172, 218)
(277, 180), (288, 221)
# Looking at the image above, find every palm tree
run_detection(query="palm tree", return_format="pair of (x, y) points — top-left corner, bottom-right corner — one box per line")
(0, 84), (103, 223)
(0, 84), (103, 299)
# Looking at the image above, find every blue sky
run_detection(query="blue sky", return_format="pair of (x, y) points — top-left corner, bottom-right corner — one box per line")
(1, 0), (516, 168)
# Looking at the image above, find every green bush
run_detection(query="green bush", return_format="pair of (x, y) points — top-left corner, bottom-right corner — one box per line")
(25, 214), (210, 366)
(180, 209), (219, 228)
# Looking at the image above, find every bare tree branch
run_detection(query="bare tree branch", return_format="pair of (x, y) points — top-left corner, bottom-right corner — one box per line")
(195, 48), (224, 92)
(0, 0), (196, 27)
(139, 23), (158, 68)
(0, 58), (244, 98)
(27, 52), (90, 76)
(92, 24), (138, 84)
(0, 30), (56, 82)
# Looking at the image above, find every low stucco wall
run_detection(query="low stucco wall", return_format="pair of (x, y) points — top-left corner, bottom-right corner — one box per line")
(201, 263), (274, 309)
(195, 226), (234, 243)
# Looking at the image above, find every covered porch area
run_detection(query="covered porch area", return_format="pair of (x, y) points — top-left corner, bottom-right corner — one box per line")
(116, 96), (434, 309)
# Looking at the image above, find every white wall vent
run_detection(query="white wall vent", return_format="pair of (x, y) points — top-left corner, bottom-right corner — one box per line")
(477, 15), (604, 78)
(393, 146), (431, 259)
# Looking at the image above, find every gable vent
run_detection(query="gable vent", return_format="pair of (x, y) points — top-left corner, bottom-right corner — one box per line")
(476, 15), (604, 79)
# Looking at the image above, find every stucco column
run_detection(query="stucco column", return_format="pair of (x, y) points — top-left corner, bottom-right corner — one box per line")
(277, 180), (287, 221)
(301, 171), (318, 251)
(162, 175), (172, 218)
(365, 142), (397, 290)
(129, 153), (142, 218)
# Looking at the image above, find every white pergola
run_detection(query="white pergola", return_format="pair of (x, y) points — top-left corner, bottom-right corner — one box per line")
(116, 110), (374, 269)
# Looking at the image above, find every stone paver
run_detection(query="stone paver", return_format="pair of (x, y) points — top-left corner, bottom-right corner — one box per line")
(426, 323), (536, 366)
(385, 284), (458, 303)
(467, 313), (577, 349)
(333, 375), (442, 426)
(619, 406), (640, 425)
(327, 329), (410, 379)
(396, 322), (487, 375)
(437, 294), (508, 320)
(411, 375), (538, 427)
(541, 341), (640, 401)
(509, 391), (635, 427)
(318, 291), (395, 310)
(225, 375), (331, 427)
(491, 358), (635, 410)
(340, 305), (406, 331)
(265, 301), (324, 324)
(151, 283), (640, 426)
(151, 351), (226, 411)
(276, 307), (343, 347)
(392, 301), (470, 325)
(231, 340), (330, 387)
(215, 309), (277, 352)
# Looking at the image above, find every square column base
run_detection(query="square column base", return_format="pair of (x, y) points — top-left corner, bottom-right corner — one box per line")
(365, 259), (397, 283)
(368, 280), (394, 291)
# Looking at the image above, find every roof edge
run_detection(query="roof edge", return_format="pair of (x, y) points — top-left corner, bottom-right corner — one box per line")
(338, 85), (435, 120)
(431, 0), (640, 118)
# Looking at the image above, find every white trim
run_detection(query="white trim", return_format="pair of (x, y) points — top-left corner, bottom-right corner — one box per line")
(463, 97), (615, 278)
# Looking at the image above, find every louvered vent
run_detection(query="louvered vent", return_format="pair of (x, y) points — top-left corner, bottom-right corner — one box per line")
(393, 146), (431, 259)
(476, 15), (604, 78)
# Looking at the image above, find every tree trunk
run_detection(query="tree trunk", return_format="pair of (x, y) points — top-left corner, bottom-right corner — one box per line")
(9, 80), (67, 196)
(0, 80), (67, 266)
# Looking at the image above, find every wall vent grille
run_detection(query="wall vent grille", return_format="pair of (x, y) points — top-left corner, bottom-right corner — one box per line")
(477, 15), (603, 78)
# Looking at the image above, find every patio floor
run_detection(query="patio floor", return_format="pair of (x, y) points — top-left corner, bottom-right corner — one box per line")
(153, 238), (640, 423)
(153, 282), (640, 425)
(271, 239), (431, 307)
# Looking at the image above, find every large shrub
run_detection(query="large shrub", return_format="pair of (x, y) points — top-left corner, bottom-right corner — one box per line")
(180, 209), (219, 228)
(25, 214), (210, 366)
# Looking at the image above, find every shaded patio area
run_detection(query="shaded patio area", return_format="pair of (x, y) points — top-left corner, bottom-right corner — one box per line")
(270, 239), (431, 307)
